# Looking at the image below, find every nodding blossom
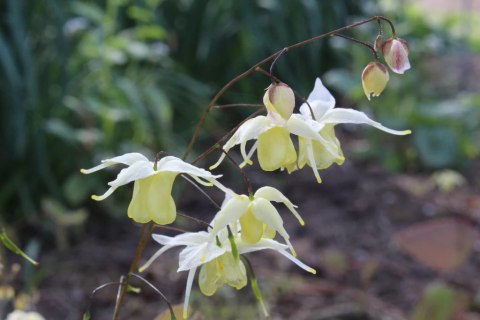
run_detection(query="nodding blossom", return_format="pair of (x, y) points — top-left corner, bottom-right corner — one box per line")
(140, 219), (315, 319)
(81, 153), (223, 225)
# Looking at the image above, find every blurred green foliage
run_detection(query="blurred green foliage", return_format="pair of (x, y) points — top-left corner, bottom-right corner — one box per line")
(0, 0), (374, 226)
(325, 1), (480, 170)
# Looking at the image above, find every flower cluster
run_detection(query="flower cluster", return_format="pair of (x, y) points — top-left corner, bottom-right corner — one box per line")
(82, 21), (412, 317)
(82, 72), (411, 318)
(211, 78), (410, 182)
(139, 190), (315, 319)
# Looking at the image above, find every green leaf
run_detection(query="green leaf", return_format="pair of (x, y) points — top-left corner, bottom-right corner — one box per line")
(0, 229), (38, 265)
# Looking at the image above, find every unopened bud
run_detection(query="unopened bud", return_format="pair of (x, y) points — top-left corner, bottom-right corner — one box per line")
(382, 38), (411, 74)
(362, 62), (389, 100)
(263, 83), (295, 120)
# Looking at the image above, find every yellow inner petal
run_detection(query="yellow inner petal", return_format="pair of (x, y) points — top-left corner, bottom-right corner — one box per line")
(240, 207), (264, 244)
(127, 172), (178, 225)
(257, 126), (297, 171)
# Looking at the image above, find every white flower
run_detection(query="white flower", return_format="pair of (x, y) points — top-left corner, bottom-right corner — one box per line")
(81, 153), (223, 225)
(6, 310), (45, 320)
(210, 187), (304, 255)
(290, 78), (411, 183)
(140, 225), (315, 319)
(210, 84), (337, 172)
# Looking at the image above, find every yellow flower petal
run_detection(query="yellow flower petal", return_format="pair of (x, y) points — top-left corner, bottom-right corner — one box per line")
(257, 127), (297, 171)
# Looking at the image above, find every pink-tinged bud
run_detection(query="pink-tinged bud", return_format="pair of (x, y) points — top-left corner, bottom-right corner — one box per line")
(382, 38), (411, 74)
(362, 62), (389, 100)
(374, 35), (383, 52)
(263, 82), (295, 120)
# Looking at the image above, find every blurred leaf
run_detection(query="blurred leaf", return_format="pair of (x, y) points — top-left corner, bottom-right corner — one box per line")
(0, 229), (38, 266)
(412, 282), (462, 320)
(393, 218), (478, 272)
(413, 126), (458, 168)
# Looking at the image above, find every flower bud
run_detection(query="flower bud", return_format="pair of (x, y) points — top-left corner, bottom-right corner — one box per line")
(382, 38), (411, 74)
(263, 82), (295, 120)
(362, 62), (389, 100)
(374, 34), (383, 52)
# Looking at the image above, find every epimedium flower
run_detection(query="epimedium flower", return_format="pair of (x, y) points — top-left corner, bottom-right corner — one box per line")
(210, 83), (338, 172)
(139, 223), (315, 319)
(362, 61), (390, 100)
(382, 37), (411, 74)
(210, 186), (305, 255)
(290, 78), (411, 182)
(81, 153), (222, 225)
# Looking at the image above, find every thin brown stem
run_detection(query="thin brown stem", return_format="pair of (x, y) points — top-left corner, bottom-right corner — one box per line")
(219, 148), (253, 196)
(269, 47), (288, 82)
(214, 103), (264, 109)
(180, 174), (221, 210)
(112, 223), (152, 320)
(153, 224), (189, 233)
(333, 33), (378, 60)
(177, 212), (212, 229)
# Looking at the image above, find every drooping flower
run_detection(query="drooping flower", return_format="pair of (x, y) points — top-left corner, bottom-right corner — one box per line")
(362, 61), (390, 100)
(382, 37), (411, 74)
(139, 223), (315, 319)
(210, 83), (337, 172)
(290, 78), (411, 182)
(81, 153), (222, 225)
(210, 186), (304, 255)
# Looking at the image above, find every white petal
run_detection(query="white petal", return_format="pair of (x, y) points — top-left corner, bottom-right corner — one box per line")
(299, 78), (335, 119)
(157, 156), (221, 179)
(110, 161), (156, 187)
(211, 196), (250, 234)
(210, 116), (273, 170)
(178, 243), (208, 271)
(251, 198), (295, 255)
(152, 232), (209, 246)
(138, 245), (173, 272)
(254, 187), (304, 225)
(286, 115), (340, 159)
(178, 242), (225, 271)
(305, 139), (322, 183)
(238, 238), (316, 274)
(239, 141), (259, 168)
(321, 108), (411, 135)
(80, 152), (149, 174)
(237, 238), (288, 254)
(276, 248), (316, 274)
(183, 267), (197, 319)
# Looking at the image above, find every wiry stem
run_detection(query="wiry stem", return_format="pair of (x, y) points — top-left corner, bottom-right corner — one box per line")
(333, 33), (378, 60)
(214, 103), (263, 109)
(219, 148), (253, 196)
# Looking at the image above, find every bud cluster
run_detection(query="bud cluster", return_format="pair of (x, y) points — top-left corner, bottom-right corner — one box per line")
(362, 37), (411, 100)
